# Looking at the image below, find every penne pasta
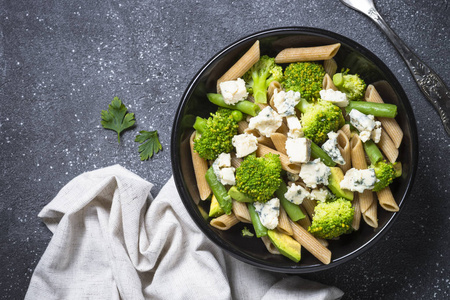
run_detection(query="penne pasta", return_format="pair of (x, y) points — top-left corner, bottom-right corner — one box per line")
(230, 155), (244, 169)
(376, 186), (399, 212)
(267, 80), (282, 101)
(261, 236), (281, 255)
(359, 190), (374, 215)
(256, 144), (301, 174)
(378, 129), (399, 163)
(237, 120), (249, 134)
(365, 84), (403, 148)
(351, 194), (361, 231)
(232, 200), (252, 223)
(276, 122), (289, 135)
(277, 206), (293, 236)
(322, 73), (338, 91)
(336, 129), (351, 173)
(339, 124), (352, 140)
(362, 200), (378, 228)
(245, 128), (276, 148)
(350, 135), (368, 169)
(289, 219), (332, 265)
(301, 198), (317, 219)
(323, 58), (338, 77)
(274, 43), (341, 63)
(210, 213), (240, 230)
(297, 207), (312, 229)
(270, 132), (288, 155)
(217, 40), (260, 92)
(189, 132), (212, 200)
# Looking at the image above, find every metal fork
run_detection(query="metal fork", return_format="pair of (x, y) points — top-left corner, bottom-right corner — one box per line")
(340, 0), (450, 135)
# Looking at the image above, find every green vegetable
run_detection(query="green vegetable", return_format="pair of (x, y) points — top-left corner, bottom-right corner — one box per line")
(308, 198), (354, 239)
(205, 166), (233, 215)
(235, 153), (282, 203)
(135, 130), (162, 160)
(207, 93), (261, 117)
(209, 195), (225, 217)
(243, 55), (283, 103)
(267, 229), (301, 262)
(241, 226), (254, 238)
(345, 101), (397, 118)
(332, 70), (366, 101)
(247, 203), (268, 237)
(327, 167), (354, 200)
(282, 62), (326, 102)
(275, 181), (305, 222)
(193, 107), (239, 161)
(310, 141), (336, 167)
(228, 186), (254, 203)
(296, 98), (345, 145)
(101, 97), (135, 143)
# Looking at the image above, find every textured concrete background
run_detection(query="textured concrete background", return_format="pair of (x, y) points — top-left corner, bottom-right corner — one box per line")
(0, 0), (449, 299)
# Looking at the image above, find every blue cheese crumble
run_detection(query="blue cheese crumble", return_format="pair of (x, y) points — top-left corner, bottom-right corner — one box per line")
(310, 187), (334, 202)
(212, 153), (236, 186)
(286, 115), (304, 138)
(219, 78), (248, 105)
(321, 131), (345, 165)
(286, 137), (311, 164)
(319, 89), (349, 107)
(248, 106), (283, 138)
(349, 109), (380, 143)
(299, 158), (331, 188)
(253, 198), (280, 229)
(273, 89), (301, 116)
(340, 168), (377, 193)
(232, 133), (258, 158)
(284, 183), (310, 205)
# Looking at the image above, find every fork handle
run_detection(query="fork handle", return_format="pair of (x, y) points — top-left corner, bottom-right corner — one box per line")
(367, 8), (450, 135)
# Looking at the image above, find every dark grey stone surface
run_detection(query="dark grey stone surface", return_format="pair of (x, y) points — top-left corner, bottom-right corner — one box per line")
(0, 0), (449, 299)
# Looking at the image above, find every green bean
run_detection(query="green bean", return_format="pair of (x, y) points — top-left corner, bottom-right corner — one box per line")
(345, 101), (397, 118)
(205, 166), (232, 215)
(207, 93), (261, 117)
(363, 140), (384, 164)
(310, 141), (336, 167)
(247, 203), (268, 238)
(275, 181), (305, 222)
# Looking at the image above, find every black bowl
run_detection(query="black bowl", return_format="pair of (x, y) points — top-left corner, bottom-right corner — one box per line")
(171, 27), (418, 273)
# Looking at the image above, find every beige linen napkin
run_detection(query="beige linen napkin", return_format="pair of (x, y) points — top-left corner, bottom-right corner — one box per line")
(25, 165), (343, 300)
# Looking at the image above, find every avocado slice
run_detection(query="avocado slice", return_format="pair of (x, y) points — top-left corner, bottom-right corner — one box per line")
(209, 195), (225, 217)
(328, 167), (354, 200)
(267, 229), (301, 263)
(228, 186), (253, 202)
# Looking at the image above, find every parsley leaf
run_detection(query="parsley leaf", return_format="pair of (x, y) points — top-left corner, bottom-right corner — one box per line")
(135, 130), (162, 160)
(101, 97), (135, 143)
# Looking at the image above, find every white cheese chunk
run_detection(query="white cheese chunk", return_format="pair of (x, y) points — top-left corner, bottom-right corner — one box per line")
(321, 131), (345, 165)
(248, 106), (283, 138)
(299, 158), (331, 188)
(340, 168), (377, 193)
(216, 152), (231, 168)
(218, 167), (236, 186)
(212, 153), (235, 186)
(253, 198), (280, 230)
(232, 133), (258, 158)
(219, 78), (248, 105)
(273, 90), (301, 116)
(285, 137), (311, 164)
(286, 115), (304, 138)
(310, 187), (332, 202)
(349, 109), (377, 143)
(319, 89), (349, 107)
(371, 121), (382, 143)
(286, 171), (300, 182)
(284, 184), (310, 205)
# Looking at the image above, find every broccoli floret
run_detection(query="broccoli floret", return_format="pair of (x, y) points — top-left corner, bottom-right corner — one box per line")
(296, 98), (345, 145)
(370, 161), (399, 192)
(308, 198), (354, 239)
(193, 107), (238, 160)
(235, 153), (282, 202)
(243, 55), (283, 104)
(241, 226), (254, 238)
(332, 70), (366, 101)
(282, 62), (326, 102)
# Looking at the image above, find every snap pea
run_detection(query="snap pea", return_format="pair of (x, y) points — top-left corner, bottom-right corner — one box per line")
(205, 166), (232, 215)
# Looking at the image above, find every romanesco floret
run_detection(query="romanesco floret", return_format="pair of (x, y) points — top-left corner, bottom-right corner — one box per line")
(308, 198), (354, 239)
(193, 108), (239, 161)
(370, 160), (398, 192)
(243, 55), (283, 104)
(282, 62), (326, 102)
(235, 153), (282, 202)
(296, 98), (345, 145)
(332, 70), (366, 101)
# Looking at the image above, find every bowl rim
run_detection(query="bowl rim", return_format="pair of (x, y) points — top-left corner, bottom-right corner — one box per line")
(171, 26), (418, 273)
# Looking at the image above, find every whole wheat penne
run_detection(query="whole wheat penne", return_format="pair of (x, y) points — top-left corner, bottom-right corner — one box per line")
(261, 236), (281, 255)
(378, 129), (399, 163)
(323, 58), (338, 77)
(277, 206), (293, 236)
(376, 186), (399, 212)
(237, 120), (249, 134)
(232, 200), (252, 223)
(351, 193), (362, 231)
(217, 40), (260, 92)
(350, 135), (368, 169)
(210, 213), (240, 230)
(339, 124), (352, 140)
(301, 198), (317, 218)
(365, 84), (403, 148)
(256, 144), (301, 174)
(267, 81), (282, 101)
(336, 130), (351, 173)
(270, 132), (287, 155)
(322, 73), (338, 91)
(189, 132), (211, 200)
(245, 128), (276, 148)
(276, 122), (289, 135)
(274, 43), (341, 63)
(289, 219), (332, 265)
(362, 200), (378, 228)
(297, 207), (311, 229)
(230, 155), (244, 169)
(359, 190), (374, 214)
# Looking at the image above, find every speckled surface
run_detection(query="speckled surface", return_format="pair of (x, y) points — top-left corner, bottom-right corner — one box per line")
(0, 0), (449, 299)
